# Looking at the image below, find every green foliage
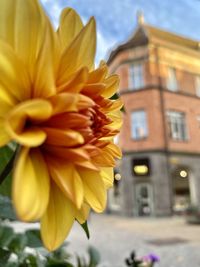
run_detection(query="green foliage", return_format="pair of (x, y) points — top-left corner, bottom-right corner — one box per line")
(0, 195), (16, 220)
(25, 230), (43, 248)
(0, 145), (16, 197)
(0, 248), (12, 266)
(79, 221), (90, 239)
(76, 246), (100, 267)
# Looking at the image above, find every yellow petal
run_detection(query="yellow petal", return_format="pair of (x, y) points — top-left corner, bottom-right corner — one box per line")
(13, 147), (50, 221)
(0, 118), (11, 147)
(76, 203), (90, 224)
(82, 83), (106, 96)
(78, 168), (106, 212)
(91, 149), (116, 167)
(14, 0), (46, 68)
(48, 93), (78, 115)
(47, 159), (84, 209)
(87, 63), (108, 84)
(57, 17), (96, 86)
(0, 0), (15, 46)
(105, 143), (122, 159)
(108, 110), (123, 130)
(0, 40), (31, 102)
(32, 33), (56, 98)
(6, 99), (52, 147)
(41, 182), (75, 251)
(100, 167), (114, 189)
(0, 97), (13, 117)
(101, 75), (119, 98)
(57, 67), (88, 93)
(58, 8), (83, 51)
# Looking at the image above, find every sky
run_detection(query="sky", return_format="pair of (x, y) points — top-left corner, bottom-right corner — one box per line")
(41, 0), (200, 63)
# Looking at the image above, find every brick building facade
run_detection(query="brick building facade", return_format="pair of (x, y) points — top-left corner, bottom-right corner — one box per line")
(107, 17), (200, 216)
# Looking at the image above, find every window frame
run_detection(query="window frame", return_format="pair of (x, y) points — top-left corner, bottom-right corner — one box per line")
(130, 109), (148, 140)
(166, 110), (188, 141)
(129, 62), (144, 90)
(167, 67), (178, 92)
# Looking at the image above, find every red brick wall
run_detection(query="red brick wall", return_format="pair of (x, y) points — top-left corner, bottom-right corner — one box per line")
(119, 89), (165, 151)
(164, 91), (200, 153)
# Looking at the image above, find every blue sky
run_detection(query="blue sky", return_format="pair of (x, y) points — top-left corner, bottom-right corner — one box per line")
(41, 0), (200, 63)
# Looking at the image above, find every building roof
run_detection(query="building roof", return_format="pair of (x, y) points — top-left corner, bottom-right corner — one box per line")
(107, 23), (200, 65)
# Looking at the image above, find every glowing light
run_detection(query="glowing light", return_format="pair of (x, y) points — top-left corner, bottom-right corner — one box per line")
(180, 170), (188, 178)
(134, 165), (148, 175)
(115, 173), (121, 181)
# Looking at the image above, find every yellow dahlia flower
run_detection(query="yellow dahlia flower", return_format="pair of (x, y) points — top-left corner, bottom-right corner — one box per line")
(0, 0), (122, 250)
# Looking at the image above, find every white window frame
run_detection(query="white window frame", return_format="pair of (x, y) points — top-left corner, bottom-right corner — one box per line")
(167, 67), (178, 92)
(129, 63), (144, 90)
(131, 110), (148, 140)
(167, 111), (188, 141)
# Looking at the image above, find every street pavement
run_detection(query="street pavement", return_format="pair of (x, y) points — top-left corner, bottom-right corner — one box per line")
(67, 213), (200, 267)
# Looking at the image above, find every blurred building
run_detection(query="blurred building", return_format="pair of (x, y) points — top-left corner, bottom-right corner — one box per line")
(107, 14), (200, 216)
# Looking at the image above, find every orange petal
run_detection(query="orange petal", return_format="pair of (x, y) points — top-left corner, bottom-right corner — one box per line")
(43, 127), (84, 147)
(43, 145), (90, 162)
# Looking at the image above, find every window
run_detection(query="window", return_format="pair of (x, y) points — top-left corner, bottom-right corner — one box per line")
(131, 110), (148, 140)
(195, 76), (200, 97)
(132, 158), (151, 176)
(167, 68), (178, 91)
(129, 63), (144, 89)
(167, 111), (188, 141)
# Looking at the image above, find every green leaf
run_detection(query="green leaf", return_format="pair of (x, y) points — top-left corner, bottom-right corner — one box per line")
(0, 145), (15, 197)
(79, 221), (90, 239)
(8, 233), (28, 253)
(0, 225), (15, 247)
(0, 248), (12, 266)
(110, 93), (119, 100)
(46, 259), (73, 267)
(0, 195), (17, 220)
(25, 229), (43, 248)
(88, 246), (100, 267)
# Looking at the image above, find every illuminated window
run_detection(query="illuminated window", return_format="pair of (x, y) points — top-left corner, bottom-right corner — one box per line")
(131, 110), (148, 140)
(195, 76), (200, 97)
(129, 63), (144, 89)
(167, 68), (178, 91)
(167, 111), (188, 141)
(132, 158), (150, 176)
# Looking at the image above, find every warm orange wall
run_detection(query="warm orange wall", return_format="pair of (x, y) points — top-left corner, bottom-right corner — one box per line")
(119, 89), (165, 151)
(163, 91), (200, 153)
(109, 43), (200, 154)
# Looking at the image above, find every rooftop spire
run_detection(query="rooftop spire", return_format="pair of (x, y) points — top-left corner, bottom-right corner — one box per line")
(137, 10), (145, 25)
